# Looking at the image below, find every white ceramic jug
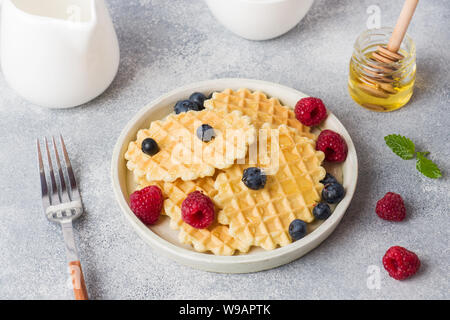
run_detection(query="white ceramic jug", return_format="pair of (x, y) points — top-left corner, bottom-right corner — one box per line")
(0, 0), (120, 108)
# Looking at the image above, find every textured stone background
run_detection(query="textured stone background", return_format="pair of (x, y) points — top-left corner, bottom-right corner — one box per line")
(0, 0), (449, 299)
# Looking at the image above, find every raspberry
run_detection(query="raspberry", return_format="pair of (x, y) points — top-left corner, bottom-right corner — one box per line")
(376, 192), (406, 221)
(294, 97), (328, 126)
(316, 130), (348, 162)
(181, 191), (215, 229)
(129, 185), (163, 225)
(382, 246), (420, 280)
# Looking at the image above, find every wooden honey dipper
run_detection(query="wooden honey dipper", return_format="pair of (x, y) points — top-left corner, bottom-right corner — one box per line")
(359, 0), (419, 99)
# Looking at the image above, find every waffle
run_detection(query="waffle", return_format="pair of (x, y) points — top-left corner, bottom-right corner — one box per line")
(125, 109), (256, 183)
(139, 177), (250, 255)
(204, 88), (316, 140)
(214, 124), (326, 250)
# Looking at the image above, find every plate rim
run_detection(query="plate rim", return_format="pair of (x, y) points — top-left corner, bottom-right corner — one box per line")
(111, 78), (358, 273)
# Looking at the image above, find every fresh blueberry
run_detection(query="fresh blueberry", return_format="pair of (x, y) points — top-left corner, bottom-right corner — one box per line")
(174, 99), (204, 114)
(313, 202), (332, 220)
(189, 92), (207, 108)
(322, 182), (345, 204)
(320, 173), (338, 185)
(196, 124), (215, 142)
(242, 167), (266, 190)
(289, 219), (307, 241)
(141, 138), (159, 156)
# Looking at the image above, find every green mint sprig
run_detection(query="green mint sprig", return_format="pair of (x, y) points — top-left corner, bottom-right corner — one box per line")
(416, 152), (442, 179)
(384, 134), (415, 160)
(384, 134), (442, 179)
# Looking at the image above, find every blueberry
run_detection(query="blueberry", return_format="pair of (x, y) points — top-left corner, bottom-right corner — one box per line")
(320, 173), (338, 185)
(322, 182), (345, 204)
(196, 124), (215, 142)
(141, 138), (159, 156)
(289, 219), (307, 241)
(189, 92), (207, 107)
(242, 167), (266, 190)
(313, 202), (332, 220)
(174, 99), (204, 114)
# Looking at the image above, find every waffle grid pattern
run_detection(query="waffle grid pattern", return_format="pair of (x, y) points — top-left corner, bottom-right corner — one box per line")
(162, 177), (250, 255)
(125, 109), (256, 183)
(215, 124), (326, 250)
(204, 88), (316, 140)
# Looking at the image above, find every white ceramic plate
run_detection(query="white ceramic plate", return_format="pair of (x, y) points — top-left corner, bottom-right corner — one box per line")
(111, 78), (358, 273)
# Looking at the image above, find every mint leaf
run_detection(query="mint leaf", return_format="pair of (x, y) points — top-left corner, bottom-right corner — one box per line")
(416, 152), (442, 179)
(384, 134), (415, 160)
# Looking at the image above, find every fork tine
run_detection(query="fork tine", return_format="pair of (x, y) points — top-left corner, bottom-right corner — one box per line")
(45, 137), (60, 204)
(37, 139), (51, 208)
(52, 136), (71, 202)
(60, 135), (81, 201)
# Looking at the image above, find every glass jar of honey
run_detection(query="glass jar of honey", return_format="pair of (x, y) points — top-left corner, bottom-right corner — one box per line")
(348, 27), (416, 112)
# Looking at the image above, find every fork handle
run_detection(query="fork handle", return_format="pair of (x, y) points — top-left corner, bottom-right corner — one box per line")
(69, 260), (89, 300)
(61, 221), (88, 300)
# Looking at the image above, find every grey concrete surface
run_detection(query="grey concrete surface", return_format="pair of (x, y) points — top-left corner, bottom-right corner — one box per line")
(0, 0), (449, 300)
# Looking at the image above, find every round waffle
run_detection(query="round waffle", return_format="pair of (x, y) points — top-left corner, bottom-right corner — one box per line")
(139, 177), (250, 255)
(125, 109), (256, 183)
(204, 88), (316, 140)
(214, 124), (326, 250)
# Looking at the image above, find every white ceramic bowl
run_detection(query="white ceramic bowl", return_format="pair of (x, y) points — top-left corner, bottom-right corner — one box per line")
(204, 0), (314, 40)
(111, 78), (358, 273)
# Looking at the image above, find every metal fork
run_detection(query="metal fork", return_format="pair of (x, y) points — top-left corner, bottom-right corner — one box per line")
(37, 135), (88, 300)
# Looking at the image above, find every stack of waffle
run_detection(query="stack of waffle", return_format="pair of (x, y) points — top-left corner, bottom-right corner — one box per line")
(125, 88), (326, 255)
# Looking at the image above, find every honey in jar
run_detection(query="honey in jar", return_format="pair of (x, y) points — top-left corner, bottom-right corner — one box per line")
(348, 27), (416, 112)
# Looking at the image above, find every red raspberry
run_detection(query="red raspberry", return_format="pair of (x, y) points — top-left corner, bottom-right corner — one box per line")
(294, 97), (328, 126)
(376, 192), (406, 221)
(383, 246), (420, 280)
(130, 185), (163, 225)
(181, 191), (215, 229)
(316, 130), (348, 162)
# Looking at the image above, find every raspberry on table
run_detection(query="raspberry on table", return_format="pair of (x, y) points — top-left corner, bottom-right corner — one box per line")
(181, 191), (215, 229)
(316, 129), (348, 162)
(376, 192), (406, 221)
(382, 246), (421, 280)
(130, 185), (163, 225)
(294, 97), (328, 126)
